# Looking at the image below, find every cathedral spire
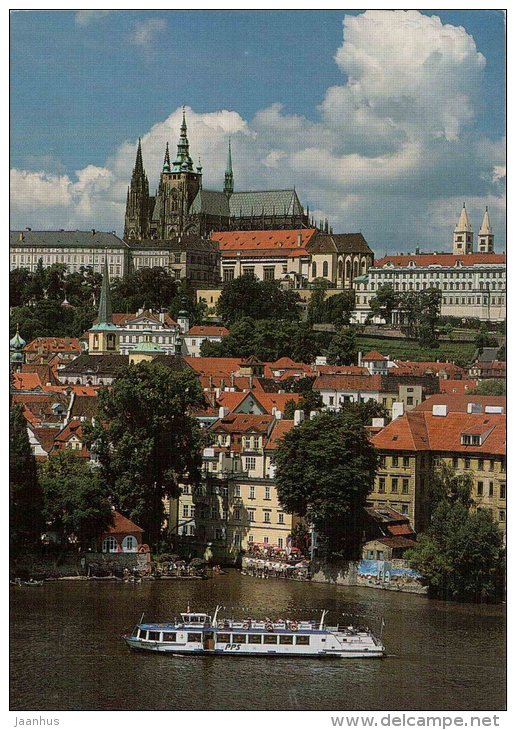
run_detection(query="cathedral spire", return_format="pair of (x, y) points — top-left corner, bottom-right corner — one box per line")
(224, 138), (234, 196)
(124, 138), (151, 240)
(97, 257), (113, 326)
(173, 106), (194, 172)
(163, 142), (171, 173)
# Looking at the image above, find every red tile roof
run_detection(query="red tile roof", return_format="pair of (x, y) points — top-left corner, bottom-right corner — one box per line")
(254, 392), (301, 414)
(265, 419), (295, 449)
(210, 413), (274, 434)
(212, 229), (317, 258)
(32, 426), (62, 454)
(439, 379), (478, 395)
(184, 357), (243, 377)
(372, 410), (506, 455)
(24, 337), (81, 354)
(414, 394), (505, 414)
(375, 253), (506, 267)
(187, 326), (229, 337)
(96, 311), (177, 327)
(313, 374), (382, 392)
(362, 350), (387, 361)
(12, 372), (44, 390)
(105, 511), (144, 535)
(394, 360), (466, 377)
(314, 365), (369, 376)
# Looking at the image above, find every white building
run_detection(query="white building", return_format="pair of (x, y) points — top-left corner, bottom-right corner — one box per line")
(183, 325), (229, 357)
(110, 309), (180, 356)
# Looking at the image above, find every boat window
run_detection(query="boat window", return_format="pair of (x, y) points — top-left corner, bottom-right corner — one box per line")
(187, 633), (202, 642)
(264, 635), (278, 645)
(148, 631), (160, 641)
(163, 633), (177, 642)
(279, 635), (294, 645)
(217, 633), (230, 643)
(295, 635), (310, 645)
(248, 634), (262, 644)
(139, 629), (147, 640)
(232, 634), (247, 644)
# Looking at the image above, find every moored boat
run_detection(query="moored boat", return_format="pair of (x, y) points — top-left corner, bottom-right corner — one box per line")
(123, 607), (385, 658)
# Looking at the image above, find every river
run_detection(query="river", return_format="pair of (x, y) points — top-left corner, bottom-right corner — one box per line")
(10, 571), (506, 711)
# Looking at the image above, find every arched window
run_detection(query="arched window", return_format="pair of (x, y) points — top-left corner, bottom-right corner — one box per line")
(361, 258), (367, 274)
(338, 260), (343, 280)
(353, 260), (359, 278)
(312, 261), (317, 278)
(122, 535), (137, 553)
(102, 536), (118, 553)
(345, 260), (351, 280)
(322, 261), (329, 278)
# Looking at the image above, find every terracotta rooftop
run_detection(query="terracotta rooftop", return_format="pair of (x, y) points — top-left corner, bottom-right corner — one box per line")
(374, 253), (506, 267)
(212, 229), (317, 258)
(362, 350), (387, 361)
(187, 326), (229, 337)
(265, 419), (295, 449)
(313, 374), (382, 392)
(210, 413), (275, 434)
(105, 511), (144, 535)
(24, 337), (81, 353)
(439, 379), (478, 395)
(413, 394), (505, 414)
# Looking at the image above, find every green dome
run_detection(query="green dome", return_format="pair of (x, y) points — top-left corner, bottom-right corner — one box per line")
(10, 326), (26, 351)
(133, 331), (165, 353)
(11, 352), (24, 363)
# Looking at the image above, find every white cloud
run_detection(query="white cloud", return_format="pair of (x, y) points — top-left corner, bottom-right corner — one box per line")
(10, 10), (505, 252)
(75, 11), (111, 27)
(130, 18), (166, 53)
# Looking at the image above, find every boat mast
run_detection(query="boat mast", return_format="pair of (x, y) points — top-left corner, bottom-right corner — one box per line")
(212, 605), (221, 627)
(319, 609), (327, 630)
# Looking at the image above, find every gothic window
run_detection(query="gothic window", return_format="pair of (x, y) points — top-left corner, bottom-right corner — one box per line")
(338, 260), (343, 280)
(361, 258), (367, 274)
(345, 260), (351, 280)
(353, 260), (359, 278)
(322, 261), (329, 278)
(312, 261), (317, 278)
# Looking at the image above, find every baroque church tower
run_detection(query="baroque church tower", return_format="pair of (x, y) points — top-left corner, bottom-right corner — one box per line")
(150, 108), (202, 238)
(124, 138), (152, 240)
(478, 206), (495, 253)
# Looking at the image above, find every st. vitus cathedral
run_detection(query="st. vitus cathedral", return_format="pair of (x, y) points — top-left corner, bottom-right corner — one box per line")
(124, 108), (311, 241)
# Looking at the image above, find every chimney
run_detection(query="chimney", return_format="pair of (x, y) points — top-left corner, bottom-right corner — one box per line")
(159, 311), (165, 324)
(218, 406), (229, 418)
(25, 227), (32, 231)
(297, 233), (302, 247)
(392, 402), (405, 420)
(91, 229), (96, 235)
(372, 418), (385, 428)
(208, 374), (213, 389)
(467, 402), (482, 414)
(230, 372), (235, 388)
(432, 404), (448, 417)
(294, 409), (305, 426)
(357, 351), (362, 367)
(19, 232), (24, 241)
(274, 409), (282, 420)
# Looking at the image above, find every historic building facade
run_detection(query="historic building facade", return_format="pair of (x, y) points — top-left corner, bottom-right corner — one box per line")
(123, 109), (310, 241)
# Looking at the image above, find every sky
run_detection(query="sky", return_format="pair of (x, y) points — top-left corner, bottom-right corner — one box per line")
(10, 9), (506, 254)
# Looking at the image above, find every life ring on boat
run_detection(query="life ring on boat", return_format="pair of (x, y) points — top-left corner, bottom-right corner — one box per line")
(265, 622), (273, 632)
(289, 621), (298, 631)
(217, 621), (225, 629)
(242, 621), (250, 630)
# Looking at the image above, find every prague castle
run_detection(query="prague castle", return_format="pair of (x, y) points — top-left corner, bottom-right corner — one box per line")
(124, 108), (310, 241)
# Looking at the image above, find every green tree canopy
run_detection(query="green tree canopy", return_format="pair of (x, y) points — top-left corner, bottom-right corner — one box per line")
(274, 411), (378, 557)
(399, 288), (442, 347)
(474, 325), (499, 355)
(326, 326), (358, 365)
(10, 405), (44, 552)
(111, 266), (178, 312)
(367, 284), (399, 325)
(85, 362), (206, 549)
(216, 274), (301, 324)
(39, 450), (113, 549)
(470, 379), (506, 396)
(405, 501), (504, 602)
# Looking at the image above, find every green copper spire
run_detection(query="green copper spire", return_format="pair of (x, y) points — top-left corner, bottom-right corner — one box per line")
(163, 142), (171, 173)
(224, 138), (234, 196)
(173, 106), (194, 172)
(92, 257), (117, 330)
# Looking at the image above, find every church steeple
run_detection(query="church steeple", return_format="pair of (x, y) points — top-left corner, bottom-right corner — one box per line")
(224, 138), (234, 196)
(88, 257), (119, 354)
(173, 106), (194, 172)
(453, 202), (473, 255)
(163, 142), (171, 173)
(478, 205), (494, 253)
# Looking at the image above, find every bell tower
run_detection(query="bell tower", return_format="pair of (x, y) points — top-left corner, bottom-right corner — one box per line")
(478, 206), (494, 253)
(124, 138), (152, 240)
(453, 203), (473, 255)
(88, 258), (119, 355)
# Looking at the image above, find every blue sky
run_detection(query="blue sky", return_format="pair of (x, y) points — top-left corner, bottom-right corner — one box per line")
(10, 10), (506, 253)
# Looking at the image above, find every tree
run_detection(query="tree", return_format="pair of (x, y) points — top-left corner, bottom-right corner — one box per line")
(474, 325), (498, 355)
(326, 327), (357, 365)
(39, 450), (113, 549)
(339, 399), (389, 426)
(283, 390), (323, 419)
(404, 502), (504, 602)
(85, 362), (206, 550)
(10, 405), (44, 551)
(111, 267), (177, 313)
(274, 411), (378, 557)
(306, 278), (329, 324)
(216, 274), (300, 324)
(367, 284), (399, 325)
(399, 288), (442, 347)
(470, 380), (506, 396)
(427, 462), (475, 513)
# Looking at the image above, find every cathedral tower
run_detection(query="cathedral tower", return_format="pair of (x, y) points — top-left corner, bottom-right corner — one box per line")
(224, 139), (234, 196)
(151, 108), (202, 238)
(124, 138), (152, 240)
(478, 206), (494, 253)
(453, 203), (473, 255)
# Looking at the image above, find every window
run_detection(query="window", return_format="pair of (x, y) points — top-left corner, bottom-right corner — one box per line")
(278, 538), (283, 548)
(500, 483), (506, 499)
(264, 267), (275, 281)
(187, 633), (202, 643)
(265, 486), (271, 500)
(488, 482), (494, 497)
(402, 479), (409, 495)
(329, 396), (334, 406)
(295, 635), (310, 646)
(248, 509), (256, 522)
(477, 481), (484, 497)
(392, 456), (398, 467)
(102, 536), (118, 553)
(322, 261), (329, 278)
(263, 536), (269, 544)
(406, 397), (413, 406)
(234, 485), (241, 498)
(233, 533), (241, 547)
(232, 634), (247, 644)
(403, 456), (410, 468)
(243, 267), (255, 277)
(401, 504), (409, 515)
(464, 458), (471, 469)
(234, 508), (241, 521)
(139, 629), (148, 640)
(489, 460), (495, 472)
(217, 633), (230, 643)
(278, 512), (284, 524)
(122, 535), (137, 552)
(264, 511), (271, 523)
(279, 635), (293, 645)
(183, 505), (189, 518)
(248, 635), (262, 644)
(264, 635), (278, 645)
(245, 457), (256, 471)
(379, 456), (386, 468)
(249, 486), (255, 499)
(223, 269), (235, 282)
(163, 633), (177, 642)
(499, 510), (506, 523)
(391, 478), (398, 493)
(378, 478), (386, 494)
(478, 459), (484, 471)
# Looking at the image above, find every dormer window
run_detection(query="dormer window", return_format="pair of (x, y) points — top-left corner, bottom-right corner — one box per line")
(461, 433), (481, 446)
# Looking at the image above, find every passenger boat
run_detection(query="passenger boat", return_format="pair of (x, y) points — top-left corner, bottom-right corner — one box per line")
(123, 606), (385, 658)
